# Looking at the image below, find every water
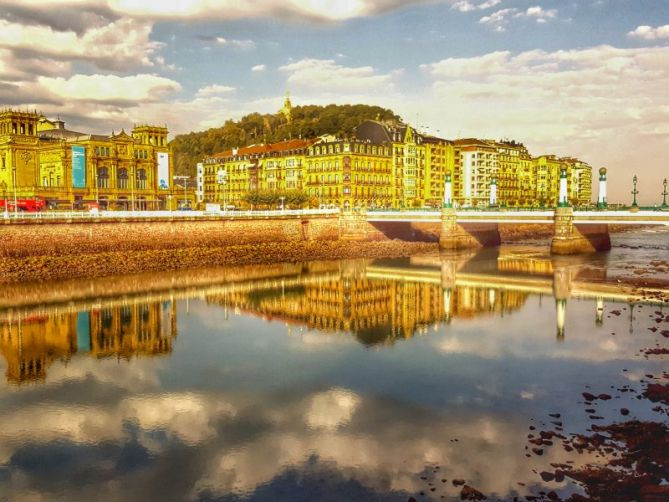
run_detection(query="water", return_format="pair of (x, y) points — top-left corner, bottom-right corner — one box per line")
(1, 228), (668, 501)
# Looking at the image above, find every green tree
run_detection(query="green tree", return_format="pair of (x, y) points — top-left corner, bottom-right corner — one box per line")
(170, 103), (400, 178)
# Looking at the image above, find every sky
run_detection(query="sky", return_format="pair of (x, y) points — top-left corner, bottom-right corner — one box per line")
(0, 0), (667, 203)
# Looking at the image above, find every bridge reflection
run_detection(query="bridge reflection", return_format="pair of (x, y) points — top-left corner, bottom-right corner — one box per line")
(0, 249), (666, 384)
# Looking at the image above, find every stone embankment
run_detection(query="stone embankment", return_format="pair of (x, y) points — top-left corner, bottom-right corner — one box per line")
(0, 217), (640, 283)
(0, 217), (440, 283)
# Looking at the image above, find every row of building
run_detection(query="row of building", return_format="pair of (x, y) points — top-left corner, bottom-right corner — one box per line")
(1, 101), (594, 211)
(197, 98), (593, 209)
(0, 109), (175, 210)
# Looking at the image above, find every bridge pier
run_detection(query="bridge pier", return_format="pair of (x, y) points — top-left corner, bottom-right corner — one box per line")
(553, 267), (572, 340)
(439, 207), (501, 250)
(339, 210), (370, 241)
(551, 207), (611, 255)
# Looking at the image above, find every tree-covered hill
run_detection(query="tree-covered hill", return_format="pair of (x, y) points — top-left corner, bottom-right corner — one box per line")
(170, 104), (400, 176)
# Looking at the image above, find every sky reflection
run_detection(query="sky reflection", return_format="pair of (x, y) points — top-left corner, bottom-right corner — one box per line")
(0, 237), (667, 501)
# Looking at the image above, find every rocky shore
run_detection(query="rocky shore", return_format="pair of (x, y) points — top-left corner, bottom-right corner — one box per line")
(0, 240), (438, 283)
(0, 221), (650, 283)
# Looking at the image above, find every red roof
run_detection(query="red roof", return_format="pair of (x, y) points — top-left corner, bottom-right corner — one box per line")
(210, 138), (315, 160)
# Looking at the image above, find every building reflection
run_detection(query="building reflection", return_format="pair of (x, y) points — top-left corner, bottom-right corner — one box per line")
(0, 248), (656, 384)
(207, 272), (528, 346)
(0, 301), (176, 385)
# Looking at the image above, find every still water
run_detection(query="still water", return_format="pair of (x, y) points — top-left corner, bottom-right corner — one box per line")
(0, 228), (668, 501)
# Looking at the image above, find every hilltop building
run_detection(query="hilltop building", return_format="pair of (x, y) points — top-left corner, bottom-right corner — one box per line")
(0, 109), (174, 210)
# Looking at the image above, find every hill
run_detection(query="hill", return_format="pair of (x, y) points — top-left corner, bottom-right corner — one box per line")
(170, 104), (401, 177)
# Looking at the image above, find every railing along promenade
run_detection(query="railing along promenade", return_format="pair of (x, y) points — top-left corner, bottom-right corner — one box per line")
(1, 208), (340, 221)
(2, 207), (668, 255)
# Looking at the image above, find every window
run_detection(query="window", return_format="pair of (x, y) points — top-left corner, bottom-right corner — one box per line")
(117, 168), (129, 189)
(97, 167), (109, 189)
(136, 169), (147, 189)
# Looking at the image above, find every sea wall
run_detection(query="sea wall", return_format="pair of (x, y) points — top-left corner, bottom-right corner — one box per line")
(0, 215), (341, 258)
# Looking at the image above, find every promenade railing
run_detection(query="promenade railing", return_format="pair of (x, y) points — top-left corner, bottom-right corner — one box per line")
(2, 208), (341, 221)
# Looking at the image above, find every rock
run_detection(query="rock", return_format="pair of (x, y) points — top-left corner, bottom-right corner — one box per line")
(460, 485), (486, 501)
(540, 471), (555, 482)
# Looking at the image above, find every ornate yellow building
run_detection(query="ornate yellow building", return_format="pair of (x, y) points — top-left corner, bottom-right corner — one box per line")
(201, 119), (455, 210)
(0, 109), (174, 210)
(489, 140), (534, 207)
(306, 135), (394, 209)
(197, 102), (593, 209)
(453, 138), (499, 207)
(201, 139), (313, 207)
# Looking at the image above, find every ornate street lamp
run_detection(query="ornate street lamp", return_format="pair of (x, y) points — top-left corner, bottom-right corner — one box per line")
(597, 167), (607, 209)
(12, 165), (18, 216)
(1, 180), (7, 218)
(631, 175), (639, 208)
(662, 178), (668, 208)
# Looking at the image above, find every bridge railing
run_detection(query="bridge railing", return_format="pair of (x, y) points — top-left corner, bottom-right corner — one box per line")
(1, 208), (341, 221)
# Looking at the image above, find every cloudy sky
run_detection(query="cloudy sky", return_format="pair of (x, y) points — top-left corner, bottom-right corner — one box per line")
(0, 0), (667, 202)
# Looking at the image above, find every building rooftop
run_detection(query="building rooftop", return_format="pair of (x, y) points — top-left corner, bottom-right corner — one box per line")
(210, 138), (315, 160)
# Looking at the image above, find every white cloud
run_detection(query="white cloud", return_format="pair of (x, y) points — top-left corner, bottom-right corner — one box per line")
(0, 17), (161, 71)
(421, 51), (511, 77)
(251, 64), (267, 72)
(195, 84), (236, 97)
(214, 37), (256, 50)
(419, 44), (669, 202)
(279, 58), (400, 98)
(451, 0), (501, 12)
(38, 73), (181, 103)
(305, 388), (360, 430)
(628, 24), (669, 41)
(479, 7), (517, 31)
(523, 6), (557, 23)
(479, 5), (557, 30)
(2, 0), (432, 23)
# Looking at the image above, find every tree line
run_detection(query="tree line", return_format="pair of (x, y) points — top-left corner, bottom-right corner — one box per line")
(170, 103), (400, 178)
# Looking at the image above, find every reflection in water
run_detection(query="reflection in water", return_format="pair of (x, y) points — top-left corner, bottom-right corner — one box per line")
(0, 239), (667, 501)
(207, 271), (528, 346)
(0, 302), (176, 384)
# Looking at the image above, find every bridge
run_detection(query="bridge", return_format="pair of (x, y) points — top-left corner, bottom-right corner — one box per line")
(366, 209), (669, 225)
(347, 207), (669, 254)
(3, 206), (668, 256)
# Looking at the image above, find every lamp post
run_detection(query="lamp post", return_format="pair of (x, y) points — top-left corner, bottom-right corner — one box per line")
(12, 165), (17, 216)
(130, 166), (135, 211)
(217, 169), (227, 211)
(662, 178), (668, 208)
(1, 181), (7, 218)
(95, 165), (99, 207)
(597, 167), (607, 209)
(631, 175), (639, 209)
(173, 175), (189, 209)
(558, 167), (569, 208)
(443, 173), (453, 208)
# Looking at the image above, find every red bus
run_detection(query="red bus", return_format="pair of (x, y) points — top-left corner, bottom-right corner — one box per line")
(0, 197), (47, 212)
